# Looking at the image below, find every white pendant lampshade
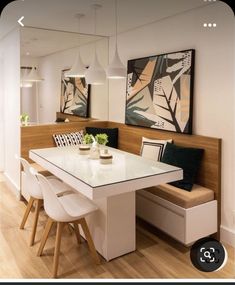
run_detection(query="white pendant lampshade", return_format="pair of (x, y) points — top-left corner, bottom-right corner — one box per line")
(106, 48), (126, 78)
(106, 0), (126, 79)
(20, 68), (33, 88)
(65, 13), (86, 78)
(65, 53), (86, 77)
(20, 81), (33, 88)
(85, 52), (106, 85)
(25, 67), (44, 82)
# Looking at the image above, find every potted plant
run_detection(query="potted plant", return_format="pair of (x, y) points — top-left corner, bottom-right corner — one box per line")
(83, 133), (109, 146)
(83, 133), (94, 145)
(83, 133), (109, 159)
(20, 113), (29, 126)
(95, 133), (109, 146)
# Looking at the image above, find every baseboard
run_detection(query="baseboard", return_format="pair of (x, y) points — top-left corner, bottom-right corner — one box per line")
(4, 172), (21, 200)
(220, 225), (235, 248)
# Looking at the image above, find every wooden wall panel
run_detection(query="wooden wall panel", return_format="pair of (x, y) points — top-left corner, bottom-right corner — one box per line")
(21, 121), (108, 162)
(108, 121), (221, 238)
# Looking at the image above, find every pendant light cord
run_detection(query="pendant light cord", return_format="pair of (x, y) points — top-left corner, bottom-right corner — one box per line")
(94, 6), (97, 36)
(94, 5), (97, 55)
(115, 0), (117, 49)
(76, 13), (84, 57)
(78, 16), (80, 56)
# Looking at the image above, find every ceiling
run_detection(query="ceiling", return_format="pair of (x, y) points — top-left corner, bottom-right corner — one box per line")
(20, 27), (104, 57)
(0, 0), (214, 57)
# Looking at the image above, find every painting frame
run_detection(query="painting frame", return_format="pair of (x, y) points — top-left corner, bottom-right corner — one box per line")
(125, 49), (195, 134)
(60, 69), (90, 118)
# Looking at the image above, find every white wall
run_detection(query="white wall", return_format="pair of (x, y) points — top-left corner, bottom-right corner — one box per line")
(0, 28), (21, 194)
(108, 2), (235, 244)
(38, 38), (109, 123)
(0, 56), (4, 171)
(20, 56), (39, 123)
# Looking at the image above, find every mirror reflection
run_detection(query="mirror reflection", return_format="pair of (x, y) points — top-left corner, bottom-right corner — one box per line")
(20, 27), (109, 124)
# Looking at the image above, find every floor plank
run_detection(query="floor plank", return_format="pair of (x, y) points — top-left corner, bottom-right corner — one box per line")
(0, 177), (234, 279)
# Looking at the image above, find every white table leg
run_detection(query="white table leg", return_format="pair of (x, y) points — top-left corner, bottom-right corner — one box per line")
(81, 191), (136, 261)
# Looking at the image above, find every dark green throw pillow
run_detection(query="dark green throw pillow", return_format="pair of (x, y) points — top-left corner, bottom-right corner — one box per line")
(160, 143), (204, 191)
(85, 127), (118, 149)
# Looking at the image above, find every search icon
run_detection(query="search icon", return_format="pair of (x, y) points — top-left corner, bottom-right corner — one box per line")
(204, 251), (211, 259)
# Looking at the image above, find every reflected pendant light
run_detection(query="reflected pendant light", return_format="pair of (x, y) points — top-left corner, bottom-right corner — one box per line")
(20, 67), (33, 88)
(65, 14), (86, 78)
(24, 66), (44, 82)
(85, 4), (106, 85)
(106, 0), (126, 79)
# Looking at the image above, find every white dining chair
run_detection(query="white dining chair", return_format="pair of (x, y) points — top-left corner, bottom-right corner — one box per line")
(30, 168), (100, 278)
(17, 156), (75, 246)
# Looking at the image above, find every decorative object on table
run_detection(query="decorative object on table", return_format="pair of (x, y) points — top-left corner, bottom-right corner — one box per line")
(140, 137), (172, 161)
(78, 144), (91, 155)
(125, 49), (195, 134)
(83, 133), (109, 147)
(64, 118), (70, 123)
(85, 127), (118, 148)
(53, 130), (84, 147)
(60, 69), (90, 117)
(83, 133), (94, 145)
(83, 133), (108, 159)
(89, 138), (100, 159)
(20, 113), (29, 126)
(161, 142), (204, 191)
(95, 133), (108, 146)
(99, 148), (113, 164)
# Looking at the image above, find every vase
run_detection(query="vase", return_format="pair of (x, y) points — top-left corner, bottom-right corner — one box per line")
(89, 141), (100, 159)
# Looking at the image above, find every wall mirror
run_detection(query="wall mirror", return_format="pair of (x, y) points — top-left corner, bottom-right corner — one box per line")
(20, 26), (109, 125)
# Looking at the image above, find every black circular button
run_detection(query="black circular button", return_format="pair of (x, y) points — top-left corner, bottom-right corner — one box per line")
(190, 237), (227, 272)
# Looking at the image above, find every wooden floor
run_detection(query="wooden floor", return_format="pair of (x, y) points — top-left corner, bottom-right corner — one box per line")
(0, 173), (234, 279)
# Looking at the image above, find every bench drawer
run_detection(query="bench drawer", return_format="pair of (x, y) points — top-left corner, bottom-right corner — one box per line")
(136, 193), (185, 243)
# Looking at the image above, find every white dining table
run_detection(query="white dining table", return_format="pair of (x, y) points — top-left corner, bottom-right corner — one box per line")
(29, 145), (183, 261)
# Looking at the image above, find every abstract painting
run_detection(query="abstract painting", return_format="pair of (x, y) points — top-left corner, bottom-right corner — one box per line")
(60, 70), (90, 117)
(125, 49), (195, 134)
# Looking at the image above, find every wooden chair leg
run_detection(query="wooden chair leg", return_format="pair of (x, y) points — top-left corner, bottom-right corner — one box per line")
(37, 217), (54, 256)
(79, 218), (100, 264)
(20, 197), (34, 229)
(30, 199), (43, 246)
(53, 222), (65, 278)
(67, 223), (74, 235)
(73, 222), (81, 245)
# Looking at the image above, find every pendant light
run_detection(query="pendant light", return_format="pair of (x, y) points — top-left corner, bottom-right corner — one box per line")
(24, 66), (44, 82)
(65, 13), (86, 78)
(20, 67), (33, 88)
(106, 0), (126, 79)
(85, 4), (106, 85)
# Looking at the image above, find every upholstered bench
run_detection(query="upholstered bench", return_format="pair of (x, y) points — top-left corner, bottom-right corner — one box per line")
(136, 184), (217, 245)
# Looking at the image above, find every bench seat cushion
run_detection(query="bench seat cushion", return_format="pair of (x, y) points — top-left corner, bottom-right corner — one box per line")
(143, 183), (214, 209)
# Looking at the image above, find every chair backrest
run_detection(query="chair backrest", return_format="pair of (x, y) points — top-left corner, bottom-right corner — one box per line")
(16, 156), (42, 199)
(31, 168), (72, 222)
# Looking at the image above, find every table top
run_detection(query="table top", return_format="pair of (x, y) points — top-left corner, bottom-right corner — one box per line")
(30, 146), (182, 189)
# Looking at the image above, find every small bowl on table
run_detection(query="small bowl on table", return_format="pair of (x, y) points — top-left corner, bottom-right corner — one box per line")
(99, 149), (113, 164)
(78, 144), (90, 155)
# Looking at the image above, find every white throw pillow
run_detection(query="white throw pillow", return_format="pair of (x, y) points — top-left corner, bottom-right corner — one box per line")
(140, 137), (172, 161)
(53, 130), (84, 147)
